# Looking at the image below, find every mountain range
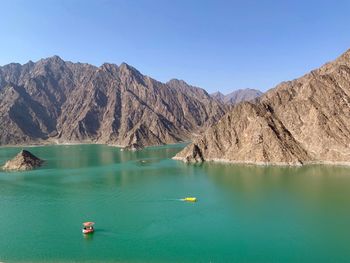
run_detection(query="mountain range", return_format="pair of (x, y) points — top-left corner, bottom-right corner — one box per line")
(2, 50), (349, 166)
(0, 56), (228, 149)
(174, 49), (350, 165)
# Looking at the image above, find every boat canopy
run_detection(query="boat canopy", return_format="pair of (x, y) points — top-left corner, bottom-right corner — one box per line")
(83, 222), (95, 227)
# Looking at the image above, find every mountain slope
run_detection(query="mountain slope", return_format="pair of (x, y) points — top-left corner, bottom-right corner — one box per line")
(174, 50), (350, 165)
(0, 56), (226, 148)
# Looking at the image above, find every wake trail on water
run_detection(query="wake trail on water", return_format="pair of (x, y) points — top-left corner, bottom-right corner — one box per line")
(163, 198), (185, 202)
(130, 198), (192, 203)
(94, 229), (119, 237)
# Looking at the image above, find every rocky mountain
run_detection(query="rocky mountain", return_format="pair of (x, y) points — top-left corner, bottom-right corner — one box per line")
(2, 150), (44, 170)
(211, 89), (263, 105)
(174, 49), (350, 165)
(0, 56), (226, 148)
(211, 91), (226, 102)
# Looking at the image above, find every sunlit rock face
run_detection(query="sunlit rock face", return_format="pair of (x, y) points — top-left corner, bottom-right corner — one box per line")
(0, 56), (226, 149)
(175, 49), (350, 165)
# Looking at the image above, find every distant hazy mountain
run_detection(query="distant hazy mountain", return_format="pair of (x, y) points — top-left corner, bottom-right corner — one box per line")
(211, 89), (263, 105)
(175, 49), (350, 165)
(211, 91), (226, 102)
(0, 56), (226, 148)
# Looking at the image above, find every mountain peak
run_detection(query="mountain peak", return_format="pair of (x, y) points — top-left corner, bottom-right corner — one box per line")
(38, 55), (66, 66)
(167, 79), (200, 90)
(100, 63), (119, 73)
(210, 89), (263, 105)
(167, 79), (195, 89)
(119, 62), (141, 75)
(211, 91), (225, 101)
(47, 55), (64, 62)
(167, 78), (187, 85)
(211, 91), (224, 96)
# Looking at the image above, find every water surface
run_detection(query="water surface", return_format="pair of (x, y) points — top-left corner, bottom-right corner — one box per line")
(0, 144), (349, 262)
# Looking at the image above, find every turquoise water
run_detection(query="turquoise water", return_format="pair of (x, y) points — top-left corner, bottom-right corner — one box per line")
(0, 144), (350, 263)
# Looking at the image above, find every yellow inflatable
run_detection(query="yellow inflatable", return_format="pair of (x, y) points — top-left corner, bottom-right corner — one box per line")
(182, 197), (197, 202)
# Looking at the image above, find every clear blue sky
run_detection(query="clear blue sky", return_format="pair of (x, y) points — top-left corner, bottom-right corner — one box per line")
(1, 0), (350, 93)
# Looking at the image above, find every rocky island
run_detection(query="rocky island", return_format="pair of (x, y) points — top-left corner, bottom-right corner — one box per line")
(174, 49), (350, 165)
(2, 150), (44, 170)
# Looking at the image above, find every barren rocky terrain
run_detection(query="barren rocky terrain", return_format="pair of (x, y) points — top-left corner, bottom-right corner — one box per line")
(0, 56), (227, 148)
(175, 50), (350, 165)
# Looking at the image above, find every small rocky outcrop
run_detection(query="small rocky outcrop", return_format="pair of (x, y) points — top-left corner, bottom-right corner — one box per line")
(173, 144), (204, 163)
(2, 150), (44, 170)
(123, 143), (144, 151)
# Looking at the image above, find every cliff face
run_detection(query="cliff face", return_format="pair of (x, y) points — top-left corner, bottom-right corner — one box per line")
(211, 89), (263, 105)
(0, 56), (226, 148)
(174, 50), (350, 165)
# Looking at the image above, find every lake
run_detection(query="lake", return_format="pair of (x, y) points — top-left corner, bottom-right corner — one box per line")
(0, 144), (349, 262)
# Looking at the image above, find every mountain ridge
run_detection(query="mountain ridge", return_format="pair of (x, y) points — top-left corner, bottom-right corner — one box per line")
(174, 49), (350, 165)
(0, 56), (227, 148)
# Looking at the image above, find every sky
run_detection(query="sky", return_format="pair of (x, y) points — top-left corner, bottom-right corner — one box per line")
(1, 0), (350, 94)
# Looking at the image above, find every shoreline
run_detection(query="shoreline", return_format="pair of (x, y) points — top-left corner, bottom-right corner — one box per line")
(2, 142), (349, 167)
(0, 141), (106, 148)
(172, 156), (350, 167)
(0, 141), (189, 150)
